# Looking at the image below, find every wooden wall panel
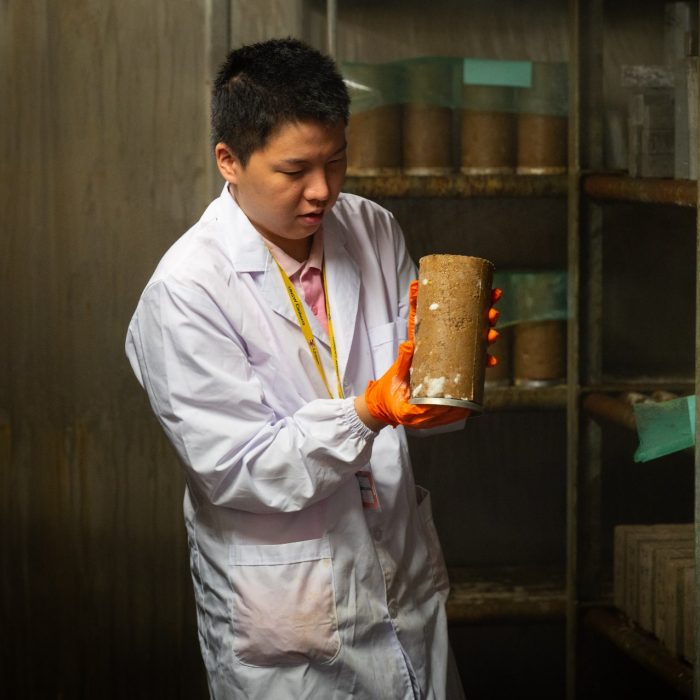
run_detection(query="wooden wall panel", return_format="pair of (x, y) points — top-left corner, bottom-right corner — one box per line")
(0, 1), (224, 696)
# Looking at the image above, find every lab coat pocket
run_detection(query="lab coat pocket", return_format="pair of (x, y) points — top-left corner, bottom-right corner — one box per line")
(368, 318), (407, 377)
(416, 486), (451, 599)
(229, 537), (341, 667)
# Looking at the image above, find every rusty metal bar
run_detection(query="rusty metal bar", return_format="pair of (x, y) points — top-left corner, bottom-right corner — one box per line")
(584, 608), (693, 699)
(447, 566), (566, 624)
(343, 173), (568, 199)
(584, 174), (697, 208)
(582, 378), (695, 394)
(583, 393), (637, 431)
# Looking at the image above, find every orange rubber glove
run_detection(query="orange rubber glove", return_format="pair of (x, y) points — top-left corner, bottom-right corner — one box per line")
(486, 287), (502, 367)
(363, 279), (502, 429)
(363, 339), (470, 428)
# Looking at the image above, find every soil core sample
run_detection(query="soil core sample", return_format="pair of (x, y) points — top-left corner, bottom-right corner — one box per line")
(513, 320), (566, 385)
(461, 84), (516, 174)
(410, 254), (494, 411)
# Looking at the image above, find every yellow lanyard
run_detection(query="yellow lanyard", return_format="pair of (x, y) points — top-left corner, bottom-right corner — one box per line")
(274, 260), (344, 400)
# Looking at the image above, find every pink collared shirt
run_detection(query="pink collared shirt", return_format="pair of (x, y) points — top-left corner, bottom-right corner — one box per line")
(265, 230), (328, 333)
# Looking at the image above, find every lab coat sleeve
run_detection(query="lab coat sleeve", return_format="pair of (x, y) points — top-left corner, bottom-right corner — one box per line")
(125, 278), (377, 514)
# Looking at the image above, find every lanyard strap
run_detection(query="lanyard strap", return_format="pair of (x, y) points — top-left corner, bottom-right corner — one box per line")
(274, 260), (344, 400)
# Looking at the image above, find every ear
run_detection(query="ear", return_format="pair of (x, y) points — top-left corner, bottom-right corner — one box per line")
(215, 142), (241, 184)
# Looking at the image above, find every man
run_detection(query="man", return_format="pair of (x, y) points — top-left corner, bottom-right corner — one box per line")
(126, 37), (497, 699)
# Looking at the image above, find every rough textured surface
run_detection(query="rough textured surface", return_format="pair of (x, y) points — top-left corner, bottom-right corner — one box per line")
(410, 254), (494, 408)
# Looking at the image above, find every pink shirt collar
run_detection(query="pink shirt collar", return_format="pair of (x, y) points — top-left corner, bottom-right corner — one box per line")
(265, 229), (324, 278)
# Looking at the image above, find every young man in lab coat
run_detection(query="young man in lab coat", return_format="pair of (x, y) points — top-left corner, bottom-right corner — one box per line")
(126, 38), (497, 699)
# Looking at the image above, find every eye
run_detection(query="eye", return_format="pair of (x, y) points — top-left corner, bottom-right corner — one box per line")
(279, 170), (303, 176)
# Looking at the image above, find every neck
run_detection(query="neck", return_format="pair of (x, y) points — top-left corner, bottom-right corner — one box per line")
(273, 235), (313, 263)
(227, 183), (312, 262)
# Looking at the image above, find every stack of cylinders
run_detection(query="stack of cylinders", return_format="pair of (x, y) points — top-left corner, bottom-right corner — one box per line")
(403, 60), (456, 175)
(345, 63), (402, 176)
(410, 254), (494, 411)
(461, 84), (516, 174)
(516, 62), (568, 174)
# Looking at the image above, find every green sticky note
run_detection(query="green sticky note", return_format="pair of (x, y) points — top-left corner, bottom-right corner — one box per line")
(463, 58), (532, 87)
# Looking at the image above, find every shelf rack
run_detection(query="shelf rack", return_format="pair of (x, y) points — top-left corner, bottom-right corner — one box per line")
(584, 174), (697, 208)
(343, 173), (567, 199)
(572, 2), (699, 698)
(446, 566), (566, 624)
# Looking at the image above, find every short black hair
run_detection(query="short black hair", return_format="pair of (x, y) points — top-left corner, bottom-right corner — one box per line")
(211, 38), (350, 166)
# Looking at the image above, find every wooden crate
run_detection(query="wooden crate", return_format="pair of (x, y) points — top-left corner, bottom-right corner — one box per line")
(638, 539), (693, 631)
(658, 556), (694, 657)
(614, 523), (693, 622)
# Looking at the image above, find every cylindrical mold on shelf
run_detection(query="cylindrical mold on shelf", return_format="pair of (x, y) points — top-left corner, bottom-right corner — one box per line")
(461, 84), (516, 175)
(516, 62), (568, 174)
(513, 320), (566, 386)
(344, 63), (402, 176)
(402, 59), (457, 175)
(484, 324), (512, 387)
(410, 254), (494, 411)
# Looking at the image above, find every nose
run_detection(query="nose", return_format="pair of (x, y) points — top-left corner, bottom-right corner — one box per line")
(304, 169), (330, 205)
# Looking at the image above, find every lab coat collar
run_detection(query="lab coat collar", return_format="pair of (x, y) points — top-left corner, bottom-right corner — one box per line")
(320, 208), (360, 384)
(215, 184), (361, 382)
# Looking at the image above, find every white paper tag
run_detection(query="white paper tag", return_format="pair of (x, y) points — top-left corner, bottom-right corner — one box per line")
(356, 470), (381, 511)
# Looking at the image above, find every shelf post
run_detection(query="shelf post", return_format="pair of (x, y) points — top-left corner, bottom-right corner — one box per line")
(568, 0), (604, 698)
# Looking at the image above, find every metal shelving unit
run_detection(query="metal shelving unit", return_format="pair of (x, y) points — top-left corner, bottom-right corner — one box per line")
(571, 1), (699, 698)
(336, 0), (698, 694)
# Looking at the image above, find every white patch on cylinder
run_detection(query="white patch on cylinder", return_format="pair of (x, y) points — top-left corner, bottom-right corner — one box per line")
(429, 302), (439, 311)
(453, 374), (461, 383)
(421, 278), (429, 285)
(412, 383), (423, 395)
(425, 376), (446, 397)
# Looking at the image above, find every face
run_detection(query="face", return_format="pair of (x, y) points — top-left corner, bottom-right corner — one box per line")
(216, 120), (347, 260)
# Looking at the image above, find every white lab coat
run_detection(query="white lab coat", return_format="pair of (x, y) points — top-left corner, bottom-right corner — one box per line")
(125, 185), (465, 699)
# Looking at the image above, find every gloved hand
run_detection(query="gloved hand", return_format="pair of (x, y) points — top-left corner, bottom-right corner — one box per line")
(361, 280), (501, 429)
(363, 338), (469, 428)
(486, 287), (502, 366)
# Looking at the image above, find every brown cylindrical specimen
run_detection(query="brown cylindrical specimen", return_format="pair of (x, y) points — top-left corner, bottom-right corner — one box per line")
(461, 110), (517, 174)
(410, 254), (494, 411)
(513, 320), (566, 385)
(460, 84), (516, 174)
(402, 60), (456, 175)
(517, 113), (568, 174)
(403, 106), (453, 175)
(347, 105), (402, 176)
(515, 61), (568, 174)
(484, 324), (512, 387)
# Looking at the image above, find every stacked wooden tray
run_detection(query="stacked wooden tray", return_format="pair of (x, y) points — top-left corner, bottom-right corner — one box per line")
(614, 523), (694, 663)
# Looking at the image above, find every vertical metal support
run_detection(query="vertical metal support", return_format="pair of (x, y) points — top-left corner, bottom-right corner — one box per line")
(326, 0), (338, 59)
(579, 203), (603, 602)
(568, 1), (604, 698)
(566, 2), (582, 697)
(694, 8), (700, 698)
